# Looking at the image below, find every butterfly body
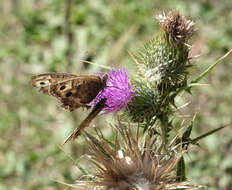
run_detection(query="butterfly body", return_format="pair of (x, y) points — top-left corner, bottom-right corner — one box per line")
(30, 73), (107, 111)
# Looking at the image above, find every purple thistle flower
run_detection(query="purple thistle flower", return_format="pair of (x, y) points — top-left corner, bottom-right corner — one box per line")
(90, 69), (134, 113)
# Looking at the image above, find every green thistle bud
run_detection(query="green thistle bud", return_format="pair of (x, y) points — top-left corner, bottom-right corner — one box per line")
(125, 79), (160, 123)
(134, 12), (195, 94)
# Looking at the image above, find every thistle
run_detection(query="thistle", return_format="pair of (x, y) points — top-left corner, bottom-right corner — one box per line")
(125, 79), (161, 123)
(134, 12), (195, 94)
(60, 10), (232, 190)
(72, 122), (196, 190)
(124, 12), (196, 143)
(89, 69), (135, 113)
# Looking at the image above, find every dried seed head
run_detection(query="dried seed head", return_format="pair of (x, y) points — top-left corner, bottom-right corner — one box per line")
(73, 122), (196, 190)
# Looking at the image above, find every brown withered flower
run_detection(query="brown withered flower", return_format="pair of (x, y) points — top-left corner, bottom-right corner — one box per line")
(157, 11), (195, 43)
(71, 121), (197, 190)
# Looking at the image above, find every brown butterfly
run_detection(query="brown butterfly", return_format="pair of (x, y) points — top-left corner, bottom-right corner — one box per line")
(30, 73), (108, 143)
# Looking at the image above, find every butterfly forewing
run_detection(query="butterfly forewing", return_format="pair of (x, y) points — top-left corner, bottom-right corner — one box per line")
(30, 73), (78, 94)
(30, 73), (107, 111)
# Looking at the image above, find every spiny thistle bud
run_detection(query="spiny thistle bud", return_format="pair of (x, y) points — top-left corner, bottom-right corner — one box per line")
(125, 79), (161, 123)
(72, 122), (196, 190)
(134, 11), (195, 94)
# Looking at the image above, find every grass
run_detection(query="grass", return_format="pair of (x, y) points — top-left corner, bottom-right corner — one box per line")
(0, 0), (232, 189)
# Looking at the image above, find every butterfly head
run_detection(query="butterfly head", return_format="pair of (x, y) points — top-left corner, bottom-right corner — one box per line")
(101, 74), (108, 88)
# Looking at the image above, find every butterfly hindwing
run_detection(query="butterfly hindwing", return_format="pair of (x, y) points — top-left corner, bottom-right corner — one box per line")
(63, 98), (107, 144)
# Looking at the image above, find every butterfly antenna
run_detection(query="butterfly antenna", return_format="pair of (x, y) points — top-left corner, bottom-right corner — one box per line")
(80, 60), (113, 70)
(63, 98), (106, 145)
(106, 85), (122, 90)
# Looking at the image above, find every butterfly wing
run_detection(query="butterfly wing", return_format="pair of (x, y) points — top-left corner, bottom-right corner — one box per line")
(49, 75), (104, 111)
(30, 73), (105, 111)
(63, 98), (106, 144)
(30, 73), (78, 94)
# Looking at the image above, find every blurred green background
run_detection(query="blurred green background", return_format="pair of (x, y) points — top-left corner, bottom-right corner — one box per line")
(0, 0), (232, 189)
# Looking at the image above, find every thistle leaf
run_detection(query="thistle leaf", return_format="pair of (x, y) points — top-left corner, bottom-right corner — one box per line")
(191, 123), (232, 144)
(177, 156), (187, 182)
(191, 49), (232, 84)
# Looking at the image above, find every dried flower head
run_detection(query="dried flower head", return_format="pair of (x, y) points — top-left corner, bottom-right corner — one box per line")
(72, 121), (197, 190)
(90, 69), (134, 113)
(157, 12), (195, 43)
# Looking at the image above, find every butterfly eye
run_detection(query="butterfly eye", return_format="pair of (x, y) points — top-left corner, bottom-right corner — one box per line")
(60, 85), (66, 90)
(65, 92), (72, 97)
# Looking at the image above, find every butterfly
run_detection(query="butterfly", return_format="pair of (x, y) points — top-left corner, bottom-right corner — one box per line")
(30, 73), (108, 143)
